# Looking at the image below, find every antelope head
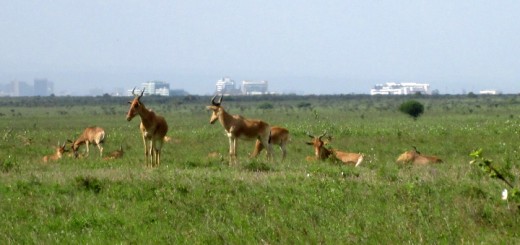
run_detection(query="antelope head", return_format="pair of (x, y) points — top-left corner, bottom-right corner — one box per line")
(305, 132), (329, 158)
(57, 141), (67, 155)
(206, 94), (224, 124)
(126, 87), (145, 121)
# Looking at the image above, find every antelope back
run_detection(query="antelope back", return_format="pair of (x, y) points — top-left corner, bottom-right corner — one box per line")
(85, 127), (105, 141)
(269, 126), (289, 145)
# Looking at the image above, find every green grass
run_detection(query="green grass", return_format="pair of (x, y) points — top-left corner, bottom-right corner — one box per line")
(0, 95), (519, 243)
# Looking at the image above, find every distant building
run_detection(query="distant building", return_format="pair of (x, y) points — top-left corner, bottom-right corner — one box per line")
(241, 80), (268, 95)
(34, 79), (53, 96)
(216, 77), (239, 95)
(370, 82), (431, 95)
(10, 80), (33, 96)
(479, 90), (501, 95)
(128, 81), (170, 96)
(214, 78), (270, 95)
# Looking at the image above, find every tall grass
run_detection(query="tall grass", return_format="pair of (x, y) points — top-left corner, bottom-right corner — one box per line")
(0, 95), (519, 243)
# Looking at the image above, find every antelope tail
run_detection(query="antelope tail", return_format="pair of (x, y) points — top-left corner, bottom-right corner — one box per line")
(355, 155), (364, 167)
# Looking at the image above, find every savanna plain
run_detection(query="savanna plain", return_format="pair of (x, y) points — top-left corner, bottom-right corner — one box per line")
(0, 94), (519, 244)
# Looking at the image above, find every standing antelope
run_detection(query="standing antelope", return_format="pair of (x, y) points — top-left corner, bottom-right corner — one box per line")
(396, 146), (443, 165)
(306, 132), (363, 167)
(206, 95), (272, 165)
(70, 126), (105, 158)
(127, 88), (169, 167)
(251, 126), (289, 161)
(42, 141), (67, 163)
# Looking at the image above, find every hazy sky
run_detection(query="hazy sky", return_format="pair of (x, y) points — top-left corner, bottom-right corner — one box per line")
(1, 1), (519, 95)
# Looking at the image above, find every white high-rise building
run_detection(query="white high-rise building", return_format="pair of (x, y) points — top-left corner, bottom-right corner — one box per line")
(215, 77), (238, 95)
(129, 81), (170, 96)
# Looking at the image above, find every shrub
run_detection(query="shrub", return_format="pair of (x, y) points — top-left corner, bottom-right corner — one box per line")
(399, 100), (424, 120)
(258, 102), (274, 110)
(75, 175), (103, 194)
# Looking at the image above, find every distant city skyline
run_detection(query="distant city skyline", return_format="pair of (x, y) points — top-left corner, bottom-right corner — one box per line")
(1, 1), (519, 95)
(0, 76), (512, 97)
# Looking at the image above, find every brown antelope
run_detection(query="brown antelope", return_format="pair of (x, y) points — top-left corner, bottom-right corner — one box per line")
(306, 132), (363, 167)
(103, 145), (124, 160)
(42, 141), (67, 163)
(251, 126), (289, 161)
(127, 88), (169, 167)
(396, 146), (442, 165)
(70, 126), (105, 158)
(206, 95), (272, 165)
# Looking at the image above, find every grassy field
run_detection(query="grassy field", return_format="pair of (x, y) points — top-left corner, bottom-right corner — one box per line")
(0, 95), (519, 243)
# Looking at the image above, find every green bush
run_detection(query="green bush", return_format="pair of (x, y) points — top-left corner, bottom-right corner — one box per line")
(258, 102), (274, 110)
(399, 100), (424, 119)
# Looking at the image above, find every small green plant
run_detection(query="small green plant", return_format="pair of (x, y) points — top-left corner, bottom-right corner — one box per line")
(75, 175), (103, 194)
(243, 160), (272, 172)
(1, 155), (19, 173)
(470, 149), (519, 207)
(399, 100), (424, 120)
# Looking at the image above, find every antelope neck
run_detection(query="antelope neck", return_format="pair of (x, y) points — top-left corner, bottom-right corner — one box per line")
(137, 104), (154, 127)
(218, 109), (235, 132)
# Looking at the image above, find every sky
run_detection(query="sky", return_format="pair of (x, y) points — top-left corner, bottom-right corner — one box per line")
(1, 1), (519, 95)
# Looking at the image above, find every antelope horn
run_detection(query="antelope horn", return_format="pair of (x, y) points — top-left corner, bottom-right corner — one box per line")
(318, 131), (327, 140)
(139, 87), (145, 98)
(211, 94), (218, 106)
(412, 146), (421, 154)
(306, 132), (315, 138)
(211, 94), (223, 106)
(131, 87), (136, 96)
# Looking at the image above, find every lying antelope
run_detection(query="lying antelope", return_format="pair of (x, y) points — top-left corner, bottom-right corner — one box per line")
(42, 141), (67, 163)
(306, 132), (363, 167)
(396, 146), (442, 165)
(70, 126), (105, 158)
(103, 145), (124, 160)
(127, 88), (169, 167)
(251, 126), (289, 161)
(206, 95), (272, 165)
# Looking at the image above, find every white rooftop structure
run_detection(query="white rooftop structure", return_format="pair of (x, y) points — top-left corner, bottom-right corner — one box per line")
(241, 80), (268, 95)
(370, 82), (431, 95)
(479, 90), (501, 95)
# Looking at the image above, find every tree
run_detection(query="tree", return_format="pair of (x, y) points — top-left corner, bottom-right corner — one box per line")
(399, 100), (424, 120)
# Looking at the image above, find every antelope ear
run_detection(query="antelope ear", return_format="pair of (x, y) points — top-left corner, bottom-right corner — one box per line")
(305, 142), (313, 145)
(128, 101), (132, 104)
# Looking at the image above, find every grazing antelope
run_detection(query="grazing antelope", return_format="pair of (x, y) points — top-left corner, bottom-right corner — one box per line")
(70, 126), (105, 158)
(306, 132), (363, 167)
(127, 88), (169, 167)
(103, 145), (124, 160)
(251, 126), (289, 161)
(396, 146), (443, 165)
(42, 141), (67, 163)
(206, 95), (272, 165)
